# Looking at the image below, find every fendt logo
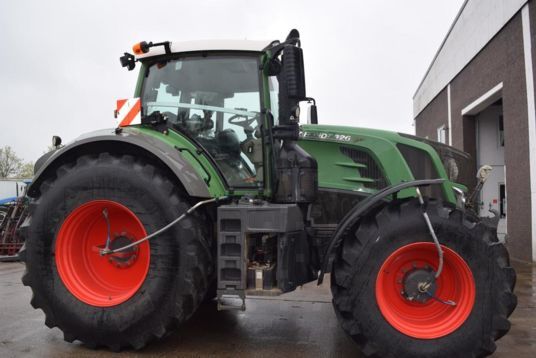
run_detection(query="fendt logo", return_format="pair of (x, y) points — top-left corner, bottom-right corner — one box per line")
(299, 131), (353, 142)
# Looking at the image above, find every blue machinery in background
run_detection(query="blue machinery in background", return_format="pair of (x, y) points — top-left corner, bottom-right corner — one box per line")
(0, 181), (31, 261)
(0, 197), (17, 206)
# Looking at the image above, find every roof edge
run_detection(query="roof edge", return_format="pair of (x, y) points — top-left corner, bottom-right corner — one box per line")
(412, 0), (469, 99)
(135, 39), (273, 59)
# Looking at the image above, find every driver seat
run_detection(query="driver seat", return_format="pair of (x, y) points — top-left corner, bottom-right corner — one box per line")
(217, 129), (241, 158)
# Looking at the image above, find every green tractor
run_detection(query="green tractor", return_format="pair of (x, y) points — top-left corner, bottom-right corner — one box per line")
(20, 30), (516, 357)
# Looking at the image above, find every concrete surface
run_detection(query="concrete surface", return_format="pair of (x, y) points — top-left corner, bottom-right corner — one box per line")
(0, 261), (534, 358)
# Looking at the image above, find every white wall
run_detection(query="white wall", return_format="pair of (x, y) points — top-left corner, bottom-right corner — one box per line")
(477, 106), (504, 166)
(476, 105), (507, 240)
(0, 180), (27, 200)
(413, 0), (528, 117)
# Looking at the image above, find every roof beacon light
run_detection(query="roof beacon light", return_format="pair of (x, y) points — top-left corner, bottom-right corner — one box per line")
(131, 41), (171, 56)
(133, 41), (151, 55)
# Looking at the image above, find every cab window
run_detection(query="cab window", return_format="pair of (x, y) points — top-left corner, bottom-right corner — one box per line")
(142, 56), (264, 188)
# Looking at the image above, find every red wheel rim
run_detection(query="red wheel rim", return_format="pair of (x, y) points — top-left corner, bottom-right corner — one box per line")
(375, 242), (475, 339)
(55, 200), (150, 307)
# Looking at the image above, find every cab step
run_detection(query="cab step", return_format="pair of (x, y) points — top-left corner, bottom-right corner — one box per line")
(217, 290), (246, 311)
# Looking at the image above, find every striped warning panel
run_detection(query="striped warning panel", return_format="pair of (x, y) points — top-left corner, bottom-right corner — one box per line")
(115, 98), (141, 127)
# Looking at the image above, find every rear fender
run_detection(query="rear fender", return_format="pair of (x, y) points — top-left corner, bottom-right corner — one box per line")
(317, 178), (446, 284)
(28, 128), (211, 198)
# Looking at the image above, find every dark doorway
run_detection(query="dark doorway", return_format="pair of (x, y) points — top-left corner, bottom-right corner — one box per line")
(499, 183), (506, 218)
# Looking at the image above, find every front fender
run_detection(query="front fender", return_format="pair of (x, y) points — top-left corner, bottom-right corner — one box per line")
(317, 178), (446, 285)
(29, 128), (211, 198)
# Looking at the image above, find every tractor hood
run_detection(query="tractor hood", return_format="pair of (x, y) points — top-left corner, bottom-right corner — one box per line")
(299, 125), (471, 184)
(298, 124), (464, 203)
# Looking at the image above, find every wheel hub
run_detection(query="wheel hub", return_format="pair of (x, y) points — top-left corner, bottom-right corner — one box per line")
(401, 267), (436, 303)
(107, 232), (139, 268)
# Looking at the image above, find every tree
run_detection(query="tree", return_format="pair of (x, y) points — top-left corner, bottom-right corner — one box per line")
(0, 146), (22, 178)
(17, 162), (35, 178)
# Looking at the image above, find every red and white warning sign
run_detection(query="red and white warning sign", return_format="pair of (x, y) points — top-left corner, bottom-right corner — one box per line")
(115, 98), (141, 127)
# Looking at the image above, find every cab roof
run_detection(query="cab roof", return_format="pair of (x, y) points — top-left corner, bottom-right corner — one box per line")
(135, 39), (273, 59)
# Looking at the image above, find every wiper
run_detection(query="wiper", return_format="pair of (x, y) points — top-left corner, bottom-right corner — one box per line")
(145, 101), (258, 117)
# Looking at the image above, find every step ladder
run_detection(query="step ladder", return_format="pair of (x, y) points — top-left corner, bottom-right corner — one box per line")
(217, 207), (247, 311)
(216, 201), (305, 311)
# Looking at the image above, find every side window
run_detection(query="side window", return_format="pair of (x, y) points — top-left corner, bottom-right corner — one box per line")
(149, 84), (180, 114)
(221, 92), (262, 183)
(223, 92), (261, 141)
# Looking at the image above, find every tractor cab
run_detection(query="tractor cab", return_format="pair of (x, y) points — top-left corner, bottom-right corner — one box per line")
(122, 32), (318, 203)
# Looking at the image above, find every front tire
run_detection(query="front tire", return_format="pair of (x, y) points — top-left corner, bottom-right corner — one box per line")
(22, 153), (213, 350)
(331, 198), (517, 357)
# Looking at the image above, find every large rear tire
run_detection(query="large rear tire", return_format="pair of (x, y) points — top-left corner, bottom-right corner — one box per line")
(21, 153), (213, 350)
(331, 198), (516, 357)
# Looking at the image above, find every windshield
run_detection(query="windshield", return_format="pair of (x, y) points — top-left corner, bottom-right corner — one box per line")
(141, 55), (263, 188)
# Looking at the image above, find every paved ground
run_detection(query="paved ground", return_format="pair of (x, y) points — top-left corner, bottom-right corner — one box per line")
(0, 261), (534, 358)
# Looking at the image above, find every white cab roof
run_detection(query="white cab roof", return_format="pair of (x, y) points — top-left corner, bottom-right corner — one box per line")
(135, 39), (273, 59)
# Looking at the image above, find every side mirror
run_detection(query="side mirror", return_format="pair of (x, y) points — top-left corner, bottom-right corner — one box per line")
(308, 105), (318, 124)
(282, 46), (306, 100)
(476, 165), (493, 183)
(306, 98), (318, 124)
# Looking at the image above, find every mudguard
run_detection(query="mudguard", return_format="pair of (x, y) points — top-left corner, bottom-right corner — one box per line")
(317, 178), (446, 284)
(28, 127), (211, 198)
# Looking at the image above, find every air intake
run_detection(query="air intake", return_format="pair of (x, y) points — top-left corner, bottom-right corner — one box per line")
(340, 147), (388, 190)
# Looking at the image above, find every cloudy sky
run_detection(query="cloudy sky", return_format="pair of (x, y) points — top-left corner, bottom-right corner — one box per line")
(0, 0), (463, 162)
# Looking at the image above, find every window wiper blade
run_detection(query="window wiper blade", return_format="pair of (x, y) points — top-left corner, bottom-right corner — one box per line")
(145, 101), (258, 117)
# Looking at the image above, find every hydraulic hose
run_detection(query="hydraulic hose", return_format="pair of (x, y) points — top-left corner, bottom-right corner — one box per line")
(415, 188), (444, 278)
(99, 196), (227, 255)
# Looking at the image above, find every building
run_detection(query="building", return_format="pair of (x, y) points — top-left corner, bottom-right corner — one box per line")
(413, 0), (536, 262)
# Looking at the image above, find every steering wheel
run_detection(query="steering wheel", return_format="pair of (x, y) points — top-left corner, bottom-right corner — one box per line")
(228, 114), (258, 131)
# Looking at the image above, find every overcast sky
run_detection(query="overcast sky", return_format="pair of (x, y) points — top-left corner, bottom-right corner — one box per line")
(0, 0), (464, 162)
